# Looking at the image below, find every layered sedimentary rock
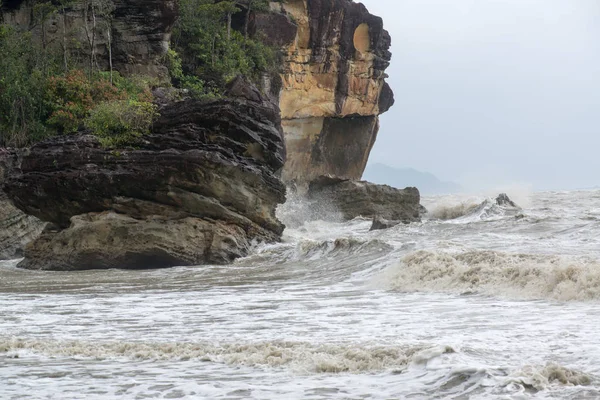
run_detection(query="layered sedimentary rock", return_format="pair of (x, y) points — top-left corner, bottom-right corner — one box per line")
(0, 1), (405, 267)
(2, 0), (177, 78)
(307, 176), (422, 223)
(256, 0), (394, 184)
(0, 192), (46, 260)
(3, 0), (394, 185)
(2, 79), (287, 270)
(0, 154), (46, 260)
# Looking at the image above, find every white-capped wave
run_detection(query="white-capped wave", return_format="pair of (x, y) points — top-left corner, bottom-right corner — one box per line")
(505, 362), (592, 390)
(242, 237), (392, 265)
(428, 201), (482, 220)
(425, 193), (523, 222)
(0, 337), (441, 374)
(375, 249), (600, 301)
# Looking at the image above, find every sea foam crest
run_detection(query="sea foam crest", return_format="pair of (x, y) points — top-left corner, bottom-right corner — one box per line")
(0, 337), (443, 374)
(376, 249), (600, 301)
(505, 362), (593, 390)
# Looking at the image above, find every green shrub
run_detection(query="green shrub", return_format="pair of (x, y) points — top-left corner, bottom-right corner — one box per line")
(171, 0), (277, 91)
(84, 100), (158, 147)
(0, 25), (53, 146)
(46, 69), (156, 134)
(164, 48), (222, 100)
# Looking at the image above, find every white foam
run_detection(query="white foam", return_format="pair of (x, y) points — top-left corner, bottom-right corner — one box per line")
(428, 201), (483, 220)
(376, 249), (600, 301)
(506, 362), (592, 390)
(0, 337), (434, 374)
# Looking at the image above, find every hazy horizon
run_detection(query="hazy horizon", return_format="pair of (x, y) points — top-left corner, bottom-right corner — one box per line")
(360, 0), (600, 191)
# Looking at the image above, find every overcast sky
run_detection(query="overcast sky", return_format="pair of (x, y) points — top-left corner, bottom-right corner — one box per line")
(360, 0), (600, 191)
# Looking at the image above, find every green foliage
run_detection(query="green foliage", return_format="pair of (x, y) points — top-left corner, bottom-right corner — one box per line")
(98, 71), (156, 102)
(45, 69), (155, 134)
(0, 4), (158, 148)
(84, 100), (158, 147)
(0, 25), (52, 147)
(164, 49), (184, 81)
(0, 0), (281, 148)
(171, 0), (277, 94)
(164, 49), (221, 100)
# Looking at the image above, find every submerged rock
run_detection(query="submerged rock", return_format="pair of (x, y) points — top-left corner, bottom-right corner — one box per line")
(496, 193), (519, 208)
(369, 216), (402, 232)
(307, 176), (422, 223)
(2, 80), (287, 271)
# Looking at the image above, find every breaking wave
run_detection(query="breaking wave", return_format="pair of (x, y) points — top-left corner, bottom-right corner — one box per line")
(426, 194), (523, 221)
(0, 337), (442, 374)
(506, 362), (593, 390)
(421, 362), (593, 397)
(292, 237), (392, 260)
(244, 237), (392, 265)
(428, 201), (482, 220)
(376, 249), (600, 301)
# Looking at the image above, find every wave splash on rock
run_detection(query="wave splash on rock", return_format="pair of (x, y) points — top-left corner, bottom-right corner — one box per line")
(427, 193), (522, 221)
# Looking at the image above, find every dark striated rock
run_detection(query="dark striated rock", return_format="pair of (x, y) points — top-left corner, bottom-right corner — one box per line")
(369, 216), (401, 232)
(496, 193), (519, 208)
(2, 80), (287, 270)
(307, 176), (422, 222)
(0, 192), (46, 260)
(250, 11), (298, 47)
(0, 153), (46, 260)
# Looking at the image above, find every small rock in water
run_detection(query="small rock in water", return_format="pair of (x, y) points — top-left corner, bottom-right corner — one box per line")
(496, 193), (519, 208)
(370, 216), (401, 231)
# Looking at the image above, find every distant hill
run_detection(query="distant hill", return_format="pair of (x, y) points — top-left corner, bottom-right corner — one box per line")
(362, 163), (463, 195)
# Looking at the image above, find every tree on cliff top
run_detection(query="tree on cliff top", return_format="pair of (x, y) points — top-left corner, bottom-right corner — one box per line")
(171, 0), (275, 95)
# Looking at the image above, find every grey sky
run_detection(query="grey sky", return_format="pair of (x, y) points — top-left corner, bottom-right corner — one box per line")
(360, 0), (600, 191)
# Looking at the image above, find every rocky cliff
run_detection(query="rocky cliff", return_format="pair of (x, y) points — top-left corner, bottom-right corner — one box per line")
(255, 0), (394, 185)
(2, 0), (177, 78)
(2, 79), (286, 270)
(0, 1), (408, 268)
(2, 0), (393, 185)
(0, 191), (46, 260)
(0, 151), (46, 260)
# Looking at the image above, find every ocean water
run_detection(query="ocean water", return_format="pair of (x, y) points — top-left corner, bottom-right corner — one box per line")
(2, 190), (600, 399)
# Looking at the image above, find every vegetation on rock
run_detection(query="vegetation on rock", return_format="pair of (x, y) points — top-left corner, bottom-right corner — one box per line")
(0, 8), (156, 148)
(170, 0), (276, 98)
(0, 0), (282, 147)
(85, 99), (158, 147)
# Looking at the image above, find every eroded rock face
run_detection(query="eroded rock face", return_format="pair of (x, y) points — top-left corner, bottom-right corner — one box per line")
(307, 176), (422, 223)
(3, 0), (177, 78)
(18, 212), (249, 270)
(260, 0), (394, 184)
(2, 80), (287, 270)
(0, 192), (46, 260)
(0, 153), (46, 260)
